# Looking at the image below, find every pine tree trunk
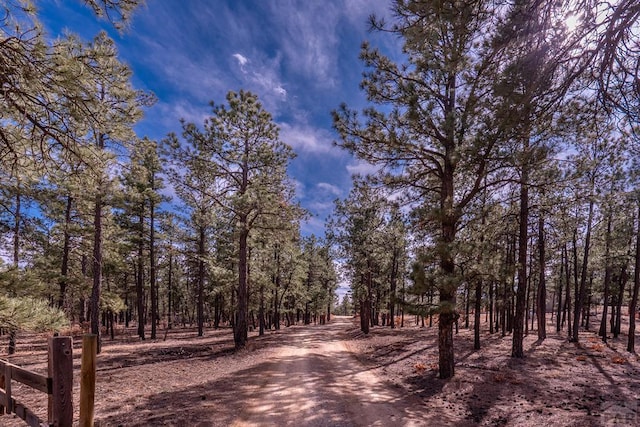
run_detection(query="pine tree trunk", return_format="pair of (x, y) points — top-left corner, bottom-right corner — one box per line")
(59, 196), (73, 310)
(436, 138), (458, 378)
(401, 277), (405, 328)
(585, 273), (593, 330)
(556, 247), (564, 333)
(489, 280), (494, 334)
(274, 284), (280, 330)
(136, 212), (145, 340)
(197, 226), (205, 337)
(90, 189), (104, 353)
(234, 224), (249, 348)
(438, 216), (457, 378)
(512, 154), (529, 358)
(600, 206), (613, 341)
(13, 190), (20, 268)
(465, 283), (471, 329)
(8, 329), (16, 355)
(627, 204), (640, 353)
(167, 248), (173, 330)
(614, 267), (627, 338)
(360, 299), (370, 334)
(389, 248), (398, 328)
(572, 195), (594, 342)
(80, 254), (88, 324)
(259, 284), (265, 336)
(365, 269), (373, 332)
(474, 278), (482, 350)
(537, 214), (546, 341)
(564, 243), (572, 335)
(501, 279), (507, 337)
(150, 197), (157, 340)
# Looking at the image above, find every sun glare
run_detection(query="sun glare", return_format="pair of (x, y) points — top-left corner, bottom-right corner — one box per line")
(565, 14), (580, 32)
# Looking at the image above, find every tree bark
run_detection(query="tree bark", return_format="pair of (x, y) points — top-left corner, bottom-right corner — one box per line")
(474, 278), (482, 350)
(197, 226), (205, 337)
(571, 194), (595, 342)
(13, 189), (20, 268)
(234, 224), (249, 348)
(150, 196), (157, 340)
(564, 243), (572, 335)
(512, 146), (529, 358)
(91, 192), (103, 352)
(167, 244), (173, 330)
(614, 267), (627, 338)
(438, 213), (457, 378)
(537, 214), (546, 340)
(59, 195), (73, 310)
(465, 283), (471, 329)
(259, 283), (265, 336)
(8, 329), (16, 355)
(600, 203), (613, 341)
(136, 212), (145, 340)
(627, 203), (640, 352)
(389, 247), (399, 328)
(556, 245), (564, 333)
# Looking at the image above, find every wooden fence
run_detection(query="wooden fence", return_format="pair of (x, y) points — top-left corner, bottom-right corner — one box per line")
(0, 334), (97, 427)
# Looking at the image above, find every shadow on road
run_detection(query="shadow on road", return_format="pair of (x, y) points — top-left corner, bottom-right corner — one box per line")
(96, 318), (453, 426)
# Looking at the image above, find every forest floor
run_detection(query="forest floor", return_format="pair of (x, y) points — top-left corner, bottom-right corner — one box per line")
(1, 314), (639, 426)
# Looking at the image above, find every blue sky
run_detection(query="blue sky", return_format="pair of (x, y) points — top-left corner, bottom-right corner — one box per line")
(38, 0), (396, 237)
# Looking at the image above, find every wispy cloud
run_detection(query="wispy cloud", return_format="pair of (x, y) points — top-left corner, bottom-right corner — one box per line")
(233, 53), (249, 67)
(230, 52), (288, 111)
(346, 159), (379, 177)
(279, 122), (337, 154)
(317, 182), (342, 197)
(40, 0), (396, 237)
(153, 100), (209, 129)
(266, 2), (341, 88)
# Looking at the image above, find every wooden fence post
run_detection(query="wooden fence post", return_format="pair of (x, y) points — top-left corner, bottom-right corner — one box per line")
(48, 336), (73, 427)
(79, 334), (97, 427)
(0, 368), (4, 414)
(4, 363), (11, 414)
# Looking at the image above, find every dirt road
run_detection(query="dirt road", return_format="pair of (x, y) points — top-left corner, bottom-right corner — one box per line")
(5, 317), (440, 426)
(5, 316), (433, 426)
(222, 316), (428, 426)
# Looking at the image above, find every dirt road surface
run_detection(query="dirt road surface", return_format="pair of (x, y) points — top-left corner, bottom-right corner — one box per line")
(95, 316), (433, 426)
(6, 314), (638, 426)
(220, 316), (429, 427)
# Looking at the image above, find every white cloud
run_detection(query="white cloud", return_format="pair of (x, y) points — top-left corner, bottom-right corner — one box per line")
(308, 200), (335, 212)
(346, 159), (379, 177)
(343, 0), (392, 26)
(152, 100), (209, 129)
(228, 52), (288, 111)
(274, 86), (287, 97)
(266, 2), (341, 87)
(317, 182), (342, 197)
(279, 122), (338, 154)
(233, 53), (249, 67)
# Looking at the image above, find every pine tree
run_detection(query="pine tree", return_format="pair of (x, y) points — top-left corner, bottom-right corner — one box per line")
(163, 124), (220, 337)
(70, 32), (144, 350)
(333, 0), (512, 378)
(170, 90), (295, 348)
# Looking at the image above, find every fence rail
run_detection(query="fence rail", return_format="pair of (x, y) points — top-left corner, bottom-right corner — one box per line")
(0, 336), (73, 427)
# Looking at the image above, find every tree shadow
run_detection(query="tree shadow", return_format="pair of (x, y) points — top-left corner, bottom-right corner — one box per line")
(95, 321), (453, 426)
